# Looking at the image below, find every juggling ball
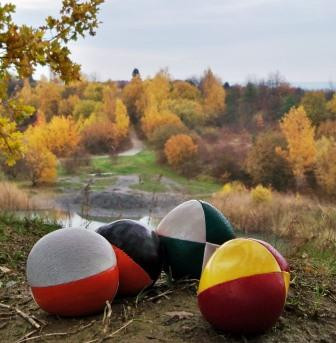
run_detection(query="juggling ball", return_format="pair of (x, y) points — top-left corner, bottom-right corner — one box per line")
(96, 219), (162, 296)
(197, 238), (290, 334)
(156, 200), (235, 279)
(26, 228), (119, 317)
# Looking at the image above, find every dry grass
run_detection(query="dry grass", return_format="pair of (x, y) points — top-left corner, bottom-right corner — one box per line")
(212, 190), (336, 248)
(0, 182), (36, 211)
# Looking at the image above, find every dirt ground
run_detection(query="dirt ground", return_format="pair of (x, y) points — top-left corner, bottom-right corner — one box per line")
(0, 219), (335, 343)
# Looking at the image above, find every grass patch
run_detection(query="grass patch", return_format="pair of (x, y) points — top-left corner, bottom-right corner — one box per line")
(90, 150), (220, 195)
(91, 177), (117, 191)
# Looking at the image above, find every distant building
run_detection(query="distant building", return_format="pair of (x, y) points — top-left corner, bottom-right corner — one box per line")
(132, 68), (140, 78)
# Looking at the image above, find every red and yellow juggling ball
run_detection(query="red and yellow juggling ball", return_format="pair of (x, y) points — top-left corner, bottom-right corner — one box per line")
(197, 238), (290, 334)
(26, 228), (119, 317)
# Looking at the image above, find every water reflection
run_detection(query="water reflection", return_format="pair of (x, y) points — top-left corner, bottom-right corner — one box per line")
(60, 212), (158, 231)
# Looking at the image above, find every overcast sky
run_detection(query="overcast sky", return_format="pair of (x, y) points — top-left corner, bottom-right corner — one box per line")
(10, 0), (336, 85)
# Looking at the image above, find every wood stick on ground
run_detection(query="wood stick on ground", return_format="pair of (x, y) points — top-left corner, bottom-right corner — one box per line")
(15, 307), (41, 329)
(15, 330), (39, 343)
(85, 319), (134, 343)
(15, 320), (96, 343)
(101, 319), (134, 341)
(0, 303), (40, 329)
(145, 289), (173, 302)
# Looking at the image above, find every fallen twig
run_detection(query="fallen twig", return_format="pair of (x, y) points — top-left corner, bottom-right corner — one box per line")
(145, 290), (173, 302)
(15, 330), (38, 343)
(101, 319), (134, 341)
(0, 302), (40, 329)
(15, 307), (41, 329)
(85, 319), (134, 343)
(15, 320), (95, 343)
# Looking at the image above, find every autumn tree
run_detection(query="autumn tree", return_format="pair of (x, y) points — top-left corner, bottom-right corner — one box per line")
(114, 99), (130, 141)
(0, 0), (104, 165)
(317, 120), (336, 140)
(171, 81), (201, 100)
(162, 98), (205, 128)
(246, 131), (294, 191)
(164, 134), (198, 168)
(35, 80), (63, 120)
(315, 136), (336, 196)
(277, 106), (317, 186)
(122, 74), (146, 121)
(45, 116), (80, 157)
(59, 94), (80, 117)
(200, 69), (226, 120)
(23, 126), (57, 185)
(83, 82), (104, 101)
(141, 101), (184, 140)
(81, 120), (118, 154)
(73, 99), (101, 119)
(301, 91), (327, 125)
(326, 93), (336, 118)
(101, 83), (118, 121)
(144, 70), (171, 109)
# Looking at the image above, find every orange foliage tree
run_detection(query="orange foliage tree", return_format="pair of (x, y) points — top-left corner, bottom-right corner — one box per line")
(23, 126), (57, 186)
(277, 106), (316, 184)
(164, 134), (198, 168)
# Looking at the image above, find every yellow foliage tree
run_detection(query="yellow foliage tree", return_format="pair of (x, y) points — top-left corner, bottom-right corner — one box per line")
(35, 81), (63, 121)
(141, 101), (184, 139)
(45, 116), (80, 157)
(24, 126), (57, 186)
(200, 69), (226, 119)
(59, 94), (80, 117)
(164, 134), (198, 167)
(145, 70), (171, 108)
(0, 115), (25, 166)
(171, 80), (201, 100)
(122, 75), (146, 120)
(115, 99), (130, 141)
(277, 106), (317, 181)
(315, 136), (336, 196)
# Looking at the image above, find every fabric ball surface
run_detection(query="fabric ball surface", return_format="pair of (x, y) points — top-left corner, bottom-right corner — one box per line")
(156, 200), (235, 279)
(96, 219), (162, 296)
(26, 228), (119, 316)
(197, 238), (290, 334)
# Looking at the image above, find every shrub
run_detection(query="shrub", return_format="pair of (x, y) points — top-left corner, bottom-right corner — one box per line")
(246, 131), (295, 191)
(251, 185), (272, 203)
(81, 120), (119, 154)
(164, 134), (198, 168)
(219, 181), (247, 196)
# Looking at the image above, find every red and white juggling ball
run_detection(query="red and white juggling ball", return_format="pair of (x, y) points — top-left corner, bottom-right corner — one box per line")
(26, 228), (119, 316)
(198, 238), (290, 334)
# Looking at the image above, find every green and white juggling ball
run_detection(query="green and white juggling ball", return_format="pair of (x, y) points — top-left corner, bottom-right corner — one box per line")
(156, 200), (235, 279)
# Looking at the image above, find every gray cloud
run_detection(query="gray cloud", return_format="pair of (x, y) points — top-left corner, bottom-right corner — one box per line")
(10, 0), (336, 83)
